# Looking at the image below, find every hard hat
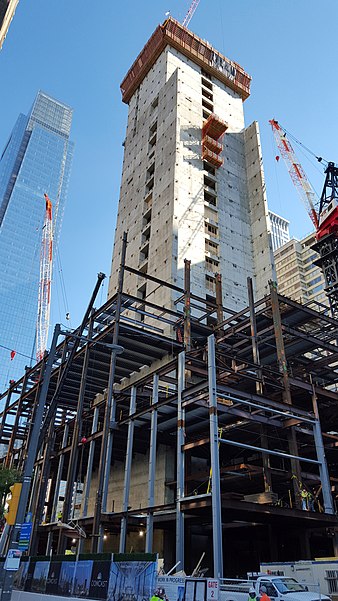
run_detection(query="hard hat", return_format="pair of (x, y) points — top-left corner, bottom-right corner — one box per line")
(249, 588), (256, 594)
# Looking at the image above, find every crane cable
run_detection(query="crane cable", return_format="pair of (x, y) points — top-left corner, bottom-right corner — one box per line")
(276, 122), (328, 167)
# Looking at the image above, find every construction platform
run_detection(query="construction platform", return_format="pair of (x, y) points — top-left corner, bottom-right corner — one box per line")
(1, 242), (338, 576)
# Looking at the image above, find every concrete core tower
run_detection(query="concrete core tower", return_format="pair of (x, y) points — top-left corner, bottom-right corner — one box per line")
(109, 17), (275, 315)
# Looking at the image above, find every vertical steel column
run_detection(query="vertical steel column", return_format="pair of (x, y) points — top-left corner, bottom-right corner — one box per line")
(184, 259), (191, 351)
(269, 281), (302, 502)
(145, 373), (159, 553)
(215, 274), (224, 336)
(248, 278), (271, 492)
(51, 424), (70, 522)
(119, 386), (137, 553)
(0, 386), (13, 444)
(58, 314), (94, 554)
(81, 408), (99, 518)
(176, 351), (185, 571)
(92, 234), (127, 552)
(6, 324), (60, 552)
(208, 334), (223, 579)
(5, 369), (29, 468)
(311, 381), (334, 514)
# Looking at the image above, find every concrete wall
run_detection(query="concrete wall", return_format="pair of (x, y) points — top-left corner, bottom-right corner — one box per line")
(109, 42), (274, 319)
(84, 443), (174, 516)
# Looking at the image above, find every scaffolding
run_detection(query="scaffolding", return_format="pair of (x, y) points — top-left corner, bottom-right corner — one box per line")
(1, 238), (338, 575)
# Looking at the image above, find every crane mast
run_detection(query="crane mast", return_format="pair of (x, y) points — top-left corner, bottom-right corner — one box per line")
(269, 119), (319, 229)
(182, 0), (200, 28)
(36, 193), (53, 362)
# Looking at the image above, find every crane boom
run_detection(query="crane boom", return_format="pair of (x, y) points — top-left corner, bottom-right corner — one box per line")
(182, 0), (200, 27)
(36, 193), (53, 362)
(269, 119), (319, 229)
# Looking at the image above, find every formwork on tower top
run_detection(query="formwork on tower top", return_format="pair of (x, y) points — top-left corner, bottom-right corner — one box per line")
(120, 17), (251, 104)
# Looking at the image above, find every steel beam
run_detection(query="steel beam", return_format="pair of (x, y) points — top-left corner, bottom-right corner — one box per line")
(176, 351), (185, 571)
(208, 334), (223, 579)
(145, 373), (158, 553)
(119, 386), (136, 553)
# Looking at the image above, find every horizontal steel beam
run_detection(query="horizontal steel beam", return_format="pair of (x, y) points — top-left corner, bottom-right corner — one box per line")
(219, 437), (320, 465)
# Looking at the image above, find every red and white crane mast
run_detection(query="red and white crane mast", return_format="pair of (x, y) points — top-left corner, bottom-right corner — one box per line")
(269, 119), (319, 229)
(36, 193), (53, 362)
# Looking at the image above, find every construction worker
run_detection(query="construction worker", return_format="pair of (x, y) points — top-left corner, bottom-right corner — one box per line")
(248, 587), (258, 601)
(260, 586), (272, 601)
(150, 590), (163, 601)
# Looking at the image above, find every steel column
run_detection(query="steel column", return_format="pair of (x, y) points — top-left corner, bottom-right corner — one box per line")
(145, 373), (159, 553)
(5, 369), (30, 468)
(0, 386), (13, 444)
(208, 334), (223, 579)
(51, 424), (69, 522)
(119, 386), (136, 553)
(92, 234), (127, 552)
(184, 259), (191, 351)
(311, 382), (334, 514)
(215, 274), (224, 336)
(176, 351), (185, 571)
(3, 322), (60, 573)
(269, 282), (302, 503)
(81, 408), (99, 518)
(58, 314), (94, 553)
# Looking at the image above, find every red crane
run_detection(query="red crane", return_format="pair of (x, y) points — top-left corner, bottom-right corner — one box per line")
(270, 119), (338, 317)
(36, 193), (53, 362)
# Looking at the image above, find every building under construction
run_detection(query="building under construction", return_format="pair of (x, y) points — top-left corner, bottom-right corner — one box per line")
(0, 17), (338, 579)
(1, 244), (338, 576)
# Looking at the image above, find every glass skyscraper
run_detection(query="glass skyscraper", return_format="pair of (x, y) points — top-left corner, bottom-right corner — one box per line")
(0, 91), (73, 392)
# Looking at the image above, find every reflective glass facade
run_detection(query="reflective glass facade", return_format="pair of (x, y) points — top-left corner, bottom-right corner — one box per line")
(0, 91), (73, 392)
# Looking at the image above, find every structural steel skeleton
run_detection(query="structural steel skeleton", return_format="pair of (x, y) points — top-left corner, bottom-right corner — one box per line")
(1, 237), (338, 575)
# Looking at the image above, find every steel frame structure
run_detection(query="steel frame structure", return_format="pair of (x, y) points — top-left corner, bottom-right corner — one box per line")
(1, 239), (338, 575)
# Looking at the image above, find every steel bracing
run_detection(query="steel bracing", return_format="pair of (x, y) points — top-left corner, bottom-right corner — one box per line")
(1, 236), (338, 574)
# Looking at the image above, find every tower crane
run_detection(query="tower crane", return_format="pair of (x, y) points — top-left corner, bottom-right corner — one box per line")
(182, 0), (200, 28)
(270, 119), (338, 318)
(36, 193), (53, 362)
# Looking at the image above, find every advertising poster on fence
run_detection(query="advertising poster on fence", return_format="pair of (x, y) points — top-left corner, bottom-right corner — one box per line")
(73, 559), (94, 597)
(89, 560), (111, 600)
(107, 559), (157, 601)
(13, 560), (29, 590)
(24, 560), (36, 591)
(31, 560), (50, 593)
(46, 561), (63, 595)
(58, 560), (77, 596)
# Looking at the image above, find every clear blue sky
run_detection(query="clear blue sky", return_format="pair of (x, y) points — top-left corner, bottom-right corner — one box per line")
(1, 0), (337, 329)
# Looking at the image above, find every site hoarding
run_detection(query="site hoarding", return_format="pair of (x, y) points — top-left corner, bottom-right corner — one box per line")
(13, 554), (157, 600)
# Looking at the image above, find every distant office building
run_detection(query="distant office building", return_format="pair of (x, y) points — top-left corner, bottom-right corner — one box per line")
(0, 91), (73, 392)
(269, 210), (290, 251)
(0, 0), (19, 49)
(274, 232), (327, 308)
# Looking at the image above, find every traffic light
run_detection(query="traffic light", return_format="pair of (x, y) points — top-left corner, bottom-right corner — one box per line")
(5, 483), (22, 525)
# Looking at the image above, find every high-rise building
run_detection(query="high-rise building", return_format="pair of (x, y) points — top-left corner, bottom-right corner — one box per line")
(109, 18), (275, 314)
(269, 210), (290, 251)
(274, 232), (328, 309)
(0, 0), (19, 50)
(0, 91), (73, 392)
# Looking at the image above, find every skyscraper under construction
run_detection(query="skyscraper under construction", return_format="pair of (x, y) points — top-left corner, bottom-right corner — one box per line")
(109, 17), (275, 313)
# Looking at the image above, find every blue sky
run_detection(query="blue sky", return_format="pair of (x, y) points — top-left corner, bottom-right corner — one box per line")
(1, 0), (337, 329)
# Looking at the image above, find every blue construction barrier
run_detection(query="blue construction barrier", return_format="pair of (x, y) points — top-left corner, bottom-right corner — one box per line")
(13, 553), (157, 600)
